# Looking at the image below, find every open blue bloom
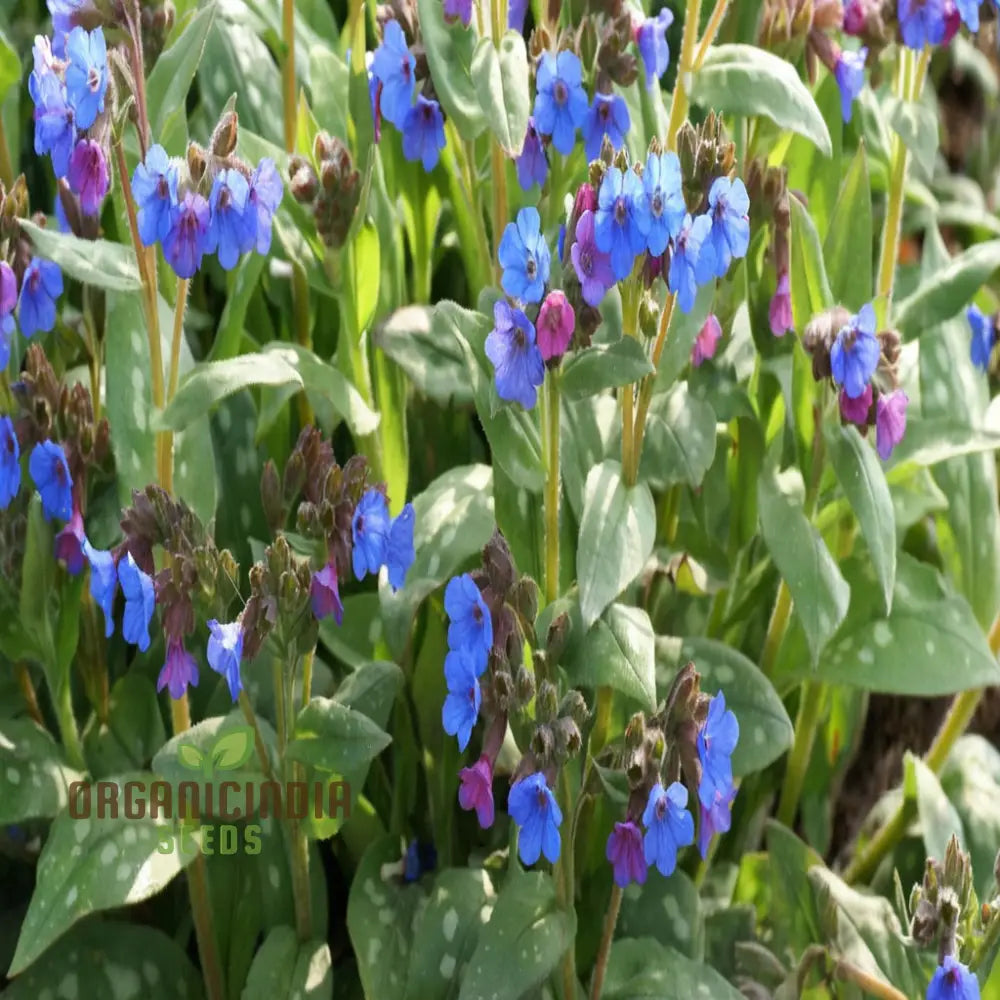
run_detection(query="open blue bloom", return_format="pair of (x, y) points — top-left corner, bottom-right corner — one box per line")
(533, 51), (588, 155)
(927, 956), (981, 1000)
(352, 489), (391, 580)
(31, 70), (74, 179)
(402, 95), (446, 172)
(0, 416), (19, 509)
(119, 552), (155, 652)
(444, 572), (492, 672)
(386, 503), (416, 591)
(835, 47), (868, 123)
(485, 299), (545, 409)
(442, 647), (481, 751)
(163, 191), (210, 279)
(207, 169), (253, 270)
(706, 177), (750, 278)
(158, 637), (199, 701)
(372, 20), (415, 128)
(571, 210), (615, 307)
(668, 213), (715, 313)
(831, 303), (880, 399)
(49, 0), (87, 54)
(898, 0), (948, 49)
(636, 9), (674, 91)
(516, 118), (548, 192)
(19, 258), (63, 338)
(642, 151), (685, 256)
(595, 166), (650, 281)
(207, 619), (244, 702)
(248, 158), (283, 255)
(697, 691), (740, 810)
(132, 145), (179, 247)
(310, 561), (344, 623)
(509, 772), (562, 865)
(955, 0), (981, 31)
(499, 207), (550, 303)
(29, 439), (72, 521)
(443, 0), (473, 26)
(642, 781), (694, 876)
(508, 0), (528, 31)
(82, 539), (116, 637)
(584, 92), (630, 163)
(64, 26), (107, 130)
(968, 304), (995, 372)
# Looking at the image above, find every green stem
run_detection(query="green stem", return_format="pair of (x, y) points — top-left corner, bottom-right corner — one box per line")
(14, 663), (44, 728)
(282, 0), (297, 153)
(544, 370), (561, 604)
(776, 680), (825, 827)
(553, 765), (577, 1000)
(292, 263), (315, 428)
(833, 961), (909, 1000)
(590, 687), (613, 757)
(238, 691), (276, 782)
(160, 277), (189, 494)
(692, 0), (730, 69)
(760, 580), (792, 679)
(663, 0), (703, 151)
(186, 854), (226, 1000)
(620, 282), (641, 486)
(0, 117), (13, 190)
(970, 907), (1000, 975)
(589, 884), (622, 1000)
(56, 678), (85, 771)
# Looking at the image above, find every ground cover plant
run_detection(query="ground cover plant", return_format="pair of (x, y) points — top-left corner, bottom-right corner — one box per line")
(4, 0), (1000, 997)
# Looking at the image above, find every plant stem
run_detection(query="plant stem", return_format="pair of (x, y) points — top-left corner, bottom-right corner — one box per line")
(776, 680), (825, 827)
(56, 678), (85, 771)
(590, 687), (613, 756)
(238, 691), (276, 782)
(664, 0), (703, 151)
(491, 143), (508, 283)
(833, 961), (909, 1000)
(300, 646), (314, 710)
(291, 263), (314, 427)
(632, 292), (675, 473)
(760, 580), (791, 678)
(14, 663), (45, 728)
(693, 0), (730, 70)
(159, 278), (189, 493)
(589, 884), (622, 1000)
(544, 371), (561, 604)
(282, 0), (297, 153)
(553, 764), (577, 1000)
(0, 118), (14, 190)
(970, 907), (1000, 975)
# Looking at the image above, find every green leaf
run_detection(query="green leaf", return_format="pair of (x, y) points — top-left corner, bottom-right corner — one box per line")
(458, 869), (574, 1000)
(602, 938), (744, 999)
(0, 720), (84, 825)
(0, 27), (20, 101)
(788, 196), (834, 334)
(690, 44), (832, 155)
(638, 382), (717, 490)
(177, 743), (205, 771)
(240, 927), (332, 1000)
(345, 220), (380, 338)
(824, 143), (873, 309)
(82, 673), (167, 778)
(287, 698), (392, 774)
(617, 871), (702, 958)
(209, 253), (267, 360)
(560, 338), (655, 401)
(472, 33), (531, 155)
(19, 496), (55, 668)
(211, 727), (255, 771)
(7, 773), (200, 975)
(19, 220), (142, 292)
(308, 45), (349, 144)
(825, 424), (896, 614)
(884, 95), (938, 178)
(907, 752), (965, 863)
(758, 464), (850, 665)
(765, 821), (824, 956)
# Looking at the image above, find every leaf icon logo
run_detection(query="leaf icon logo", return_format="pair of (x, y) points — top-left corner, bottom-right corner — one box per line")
(176, 726), (255, 779)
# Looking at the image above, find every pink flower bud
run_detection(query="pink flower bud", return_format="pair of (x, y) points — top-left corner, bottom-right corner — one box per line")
(536, 290), (575, 363)
(769, 272), (793, 337)
(691, 314), (722, 367)
(839, 383), (872, 426)
(876, 389), (908, 461)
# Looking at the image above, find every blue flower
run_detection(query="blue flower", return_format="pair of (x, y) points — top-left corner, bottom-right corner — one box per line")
(402, 95), (446, 172)
(508, 0), (528, 32)
(968, 304), (995, 372)
(595, 166), (650, 281)
(372, 19), (415, 128)
(668, 213), (715, 313)
(636, 9), (674, 91)
(831, 303), (881, 399)
(64, 26), (107, 130)
(927, 956), (981, 1000)
(509, 772), (562, 865)
(533, 51), (588, 156)
(163, 191), (210, 279)
(82, 539), (116, 637)
(706, 177), (750, 278)
(352, 489), (391, 581)
(898, 0), (948, 49)
(207, 169), (253, 270)
(642, 781), (694, 876)
(516, 118), (548, 192)
(485, 299), (545, 409)
(119, 552), (155, 652)
(697, 691), (740, 810)
(642, 151), (685, 256)
(132, 145), (179, 247)
(443, 0), (473, 26)
(30, 70), (75, 179)
(499, 207), (550, 303)
(248, 158), (283, 255)
(158, 637), (199, 701)
(835, 47), (868, 123)
(29, 439), (72, 521)
(698, 787), (736, 859)
(0, 415), (20, 509)
(18, 258), (63, 338)
(54, 192), (71, 233)
(583, 92), (630, 163)
(444, 572), (492, 673)
(386, 503), (415, 591)
(403, 839), (438, 881)
(442, 647), (481, 751)
(956, 0), (981, 30)
(207, 619), (244, 702)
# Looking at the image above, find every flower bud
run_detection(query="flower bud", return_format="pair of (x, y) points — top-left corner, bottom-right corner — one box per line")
(483, 528), (517, 599)
(552, 717), (582, 758)
(289, 156), (319, 203)
(211, 110), (239, 158)
(277, 569), (302, 619)
(515, 665), (535, 706)
(559, 690), (589, 728)
(537, 290), (575, 365)
(187, 142), (207, 185)
(283, 451), (307, 504)
(530, 724), (554, 760)
(536, 681), (559, 724)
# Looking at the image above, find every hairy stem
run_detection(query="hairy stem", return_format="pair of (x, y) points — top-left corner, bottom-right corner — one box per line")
(544, 371), (562, 604)
(14, 663), (45, 728)
(238, 692), (277, 782)
(693, 0), (730, 70)
(760, 580), (792, 678)
(159, 278), (189, 494)
(282, 0), (297, 153)
(55, 678), (85, 771)
(776, 680), (825, 827)
(833, 961), (909, 1000)
(664, 0), (703, 151)
(589, 884), (622, 1000)
(553, 765), (577, 1000)
(632, 292), (676, 473)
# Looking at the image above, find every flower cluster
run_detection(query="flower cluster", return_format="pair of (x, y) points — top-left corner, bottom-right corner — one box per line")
(1, 251), (65, 363)
(289, 133), (362, 250)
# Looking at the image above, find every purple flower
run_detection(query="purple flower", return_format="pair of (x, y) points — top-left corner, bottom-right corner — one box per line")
(697, 692), (739, 810)
(402, 95), (446, 172)
(248, 158), (283, 255)
(927, 956), (981, 999)
(444, 572), (493, 672)
(0, 416), (20, 509)
(595, 166), (650, 282)
(444, 0), (473, 26)
(82, 539), (116, 637)
(67, 139), (109, 216)
(29, 439), (72, 521)
(508, 0), (528, 31)
(691, 314), (722, 367)
(843, 0), (869, 33)
(442, 647), (481, 751)
(516, 118), (548, 192)
(968, 304), (994, 372)
(30, 70), (75, 179)
(606, 820), (647, 887)
(18, 258), (63, 338)
(158, 637), (199, 701)
(386, 502), (416, 591)
(769, 271), (793, 336)
(310, 561), (345, 623)
(835, 47), (868, 123)
(642, 781), (694, 876)
(876, 389), (909, 461)
(132, 145), (179, 247)
(635, 9), (674, 91)
(831, 303), (880, 399)
(54, 507), (86, 574)
(955, 0), (981, 30)
(642, 150), (685, 256)
(485, 299), (545, 409)
(571, 210), (615, 307)
(366, 52), (382, 144)
(668, 213), (715, 313)
(533, 51), (588, 156)
(119, 552), (156, 652)
(207, 169), (253, 270)
(536, 290), (575, 362)
(509, 772), (562, 865)
(372, 20), (415, 128)
(64, 26), (107, 130)
(352, 489), (391, 580)
(458, 754), (495, 827)
(163, 191), (210, 279)
(207, 619), (243, 702)
(1, 262), (15, 369)
(706, 177), (750, 278)
(898, 0), (949, 49)
(698, 787), (736, 859)
(840, 383), (873, 426)
(498, 206), (550, 303)
(583, 92), (630, 163)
